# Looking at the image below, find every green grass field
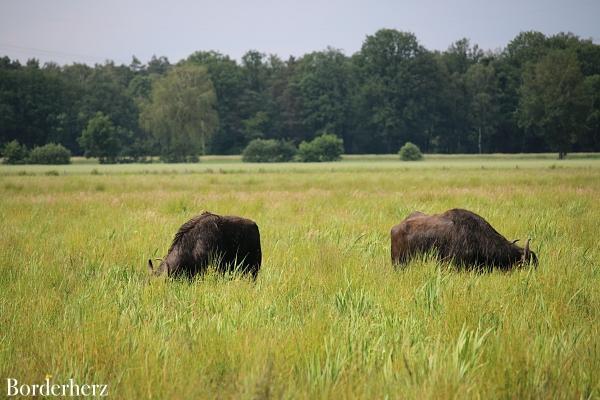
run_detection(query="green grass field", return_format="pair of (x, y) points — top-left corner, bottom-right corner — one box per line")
(1, 155), (599, 399)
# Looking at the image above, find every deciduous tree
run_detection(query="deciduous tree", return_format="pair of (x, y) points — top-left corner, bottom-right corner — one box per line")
(140, 64), (218, 161)
(518, 49), (590, 159)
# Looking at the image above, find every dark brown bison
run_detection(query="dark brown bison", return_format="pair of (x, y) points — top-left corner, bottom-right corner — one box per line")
(148, 212), (261, 278)
(391, 208), (538, 269)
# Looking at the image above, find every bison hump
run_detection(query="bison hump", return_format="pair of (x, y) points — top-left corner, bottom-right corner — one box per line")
(169, 212), (221, 251)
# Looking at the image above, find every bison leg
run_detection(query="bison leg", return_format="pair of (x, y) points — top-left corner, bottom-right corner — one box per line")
(240, 251), (261, 280)
(191, 255), (210, 277)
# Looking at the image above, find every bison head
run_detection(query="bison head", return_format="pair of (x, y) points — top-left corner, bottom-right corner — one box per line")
(147, 258), (170, 276)
(520, 238), (538, 267)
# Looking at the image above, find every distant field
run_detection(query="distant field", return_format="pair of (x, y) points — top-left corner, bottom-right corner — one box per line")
(1, 153), (600, 176)
(0, 156), (598, 398)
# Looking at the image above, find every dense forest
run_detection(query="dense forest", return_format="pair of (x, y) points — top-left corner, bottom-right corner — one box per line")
(1, 29), (599, 161)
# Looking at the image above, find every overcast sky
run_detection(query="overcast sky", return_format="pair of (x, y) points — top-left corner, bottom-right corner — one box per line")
(1, 0), (599, 65)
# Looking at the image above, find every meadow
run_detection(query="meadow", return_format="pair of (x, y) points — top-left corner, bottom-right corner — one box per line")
(0, 155), (599, 399)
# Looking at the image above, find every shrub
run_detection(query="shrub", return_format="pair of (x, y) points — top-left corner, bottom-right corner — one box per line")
(242, 139), (297, 162)
(28, 143), (71, 164)
(297, 134), (344, 162)
(160, 152), (199, 163)
(1, 140), (29, 164)
(398, 142), (423, 161)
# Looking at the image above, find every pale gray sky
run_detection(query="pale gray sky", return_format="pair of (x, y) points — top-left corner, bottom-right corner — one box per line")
(1, 0), (598, 65)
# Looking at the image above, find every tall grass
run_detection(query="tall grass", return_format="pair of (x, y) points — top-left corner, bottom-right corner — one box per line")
(0, 158), (598, 398)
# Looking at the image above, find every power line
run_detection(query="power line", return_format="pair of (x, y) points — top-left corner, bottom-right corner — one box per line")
(0, 42), (131, 65)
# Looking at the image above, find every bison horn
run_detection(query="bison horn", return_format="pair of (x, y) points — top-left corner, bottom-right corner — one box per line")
(523, 238), (531, 263)
(511, 239), (520, 244)
(148, 259), (154, 272)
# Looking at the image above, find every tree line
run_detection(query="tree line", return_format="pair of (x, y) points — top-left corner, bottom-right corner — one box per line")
(1, 29), (599, 162)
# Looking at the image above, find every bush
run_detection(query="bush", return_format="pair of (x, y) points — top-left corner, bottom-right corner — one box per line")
(28, 143), (71, 164)
(242, 139), (297, 162)
(297, 134), (344, 162)
(1, 140), (29, 164)
(398, 142), (423, 161)
(160, 152), (199, 163)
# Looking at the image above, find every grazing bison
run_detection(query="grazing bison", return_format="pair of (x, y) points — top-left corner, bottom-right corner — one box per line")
(390, 208), (538, 269)
(148, 212), (261, 278)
